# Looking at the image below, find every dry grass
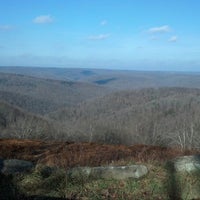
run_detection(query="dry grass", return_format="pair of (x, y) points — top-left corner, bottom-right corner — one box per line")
(13, 162), (200, 200)
(1, 139), (200, 199)
(0, 139), (199, 168)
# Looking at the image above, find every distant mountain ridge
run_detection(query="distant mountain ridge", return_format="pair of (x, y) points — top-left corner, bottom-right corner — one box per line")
(1, 66), (200, 90)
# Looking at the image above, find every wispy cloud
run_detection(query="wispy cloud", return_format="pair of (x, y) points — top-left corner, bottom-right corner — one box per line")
(33, 15), (54, 24)
(0, 25), (14, 31)
(100, 20), (107, 26)
(148, 25), (171, 34)
(168, 36), (178, 42)
(88, 34), (110, 40)
(150, 36), (159, 40)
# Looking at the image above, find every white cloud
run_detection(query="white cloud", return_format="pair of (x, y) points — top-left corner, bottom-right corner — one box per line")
(100, 20), (107, 26)
(33, 15), (54, 24)
(168, 36), (178, 42)
(0, 25), (14, 31)
(148, 25), (171, 33)
(88, 34), (110, 40)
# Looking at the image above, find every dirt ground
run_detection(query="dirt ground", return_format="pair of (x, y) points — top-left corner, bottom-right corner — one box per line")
(0, 139), (199, 168)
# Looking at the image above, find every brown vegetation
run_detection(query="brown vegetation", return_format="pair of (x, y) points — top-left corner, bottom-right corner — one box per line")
(0, 139), (199, 169)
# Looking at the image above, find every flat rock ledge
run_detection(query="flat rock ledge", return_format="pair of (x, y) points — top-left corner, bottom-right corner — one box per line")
(0, 158), (34, 175)
(68, 165), (148, 180)
(168, 155), (200, 172)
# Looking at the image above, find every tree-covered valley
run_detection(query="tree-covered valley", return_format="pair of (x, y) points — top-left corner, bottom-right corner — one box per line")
(1, 67), (200, 150)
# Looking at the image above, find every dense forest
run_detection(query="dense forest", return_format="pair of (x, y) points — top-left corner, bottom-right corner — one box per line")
(1, 68), (200, 150)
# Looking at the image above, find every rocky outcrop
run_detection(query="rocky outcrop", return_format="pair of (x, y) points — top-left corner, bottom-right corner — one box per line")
(167, 155), (200, 200)
(0, 158), (34, 175)
(169, 155), (200, 172)
(68, 165), (148, 180)
(0, 158), (148, 180)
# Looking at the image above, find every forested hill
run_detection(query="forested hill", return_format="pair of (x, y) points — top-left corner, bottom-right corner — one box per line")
(0, 72), (111, 114)
(1, 68), (200, 149)
(0, 101), (53, 139)
(48, 87), (200, 148)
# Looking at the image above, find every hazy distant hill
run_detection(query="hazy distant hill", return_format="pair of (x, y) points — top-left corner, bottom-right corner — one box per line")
(1, 66), (200, 89)
(0, 72), (110, 114)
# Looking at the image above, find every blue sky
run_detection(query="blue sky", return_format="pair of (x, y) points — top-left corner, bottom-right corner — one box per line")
(0, 0), (200, 71)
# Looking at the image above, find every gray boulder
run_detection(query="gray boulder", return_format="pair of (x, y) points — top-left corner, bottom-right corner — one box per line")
(169, 155), (200, 172)
(167, 155), (200, 200)
(68, 165), (148, 180)
(0, 159), (34, 175)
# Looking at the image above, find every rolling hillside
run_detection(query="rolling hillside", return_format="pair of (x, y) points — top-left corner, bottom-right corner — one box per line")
(1, 68), (200, 149)
(48, 87), (200, 147)
(0, 101), (53, 139)
(0, 72), (111, 114)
